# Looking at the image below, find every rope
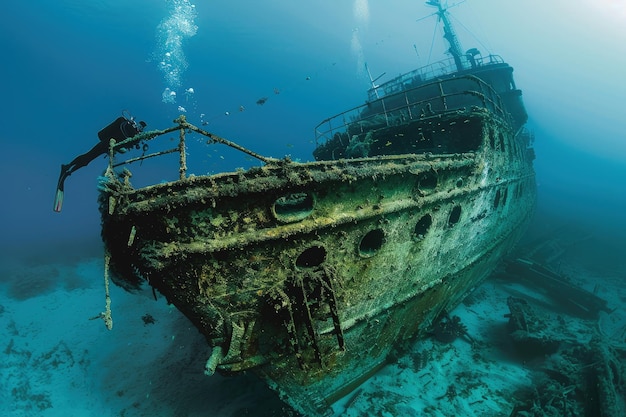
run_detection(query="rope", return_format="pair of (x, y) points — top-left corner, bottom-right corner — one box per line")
(427, 18), (440, 66)
(102, 251), (113, 330)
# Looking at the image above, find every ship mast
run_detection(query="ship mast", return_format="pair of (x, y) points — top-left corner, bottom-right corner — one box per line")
(426, 0), (465, 71)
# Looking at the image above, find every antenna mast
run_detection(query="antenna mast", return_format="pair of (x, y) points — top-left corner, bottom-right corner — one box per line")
(426, 0), (465, 71)
(365, 63), (386, 99)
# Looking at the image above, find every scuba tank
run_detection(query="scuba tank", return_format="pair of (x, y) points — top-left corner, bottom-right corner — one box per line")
(54, 112), (147, 212)
(98, 115), (146, 143)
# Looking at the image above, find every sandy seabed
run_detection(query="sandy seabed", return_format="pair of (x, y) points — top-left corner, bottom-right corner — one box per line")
(1, 231), (624, 417)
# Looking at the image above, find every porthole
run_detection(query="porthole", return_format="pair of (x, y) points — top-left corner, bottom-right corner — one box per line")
(448, 205), (462, 226)
(359, 229), (385, 257)
(296, 245), (327, 268)
(414, 214), (433, 240)
(272, 192), (314, 223)
(417, 171), (438, 194)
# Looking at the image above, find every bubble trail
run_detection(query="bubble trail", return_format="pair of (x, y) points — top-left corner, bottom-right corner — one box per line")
(157, 0), (198, 104)
(351, 0), (370, 78)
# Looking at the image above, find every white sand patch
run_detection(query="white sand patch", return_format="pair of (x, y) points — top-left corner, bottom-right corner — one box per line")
(1, 241), (624, 416)
(0, 258), (284, 417)
(330, 283), (534, 417)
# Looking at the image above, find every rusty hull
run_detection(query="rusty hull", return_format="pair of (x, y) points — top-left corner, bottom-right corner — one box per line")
(100, 108), (535, 415)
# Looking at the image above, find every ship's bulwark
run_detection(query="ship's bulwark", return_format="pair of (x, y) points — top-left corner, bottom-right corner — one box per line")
(100, 107), (535, 415)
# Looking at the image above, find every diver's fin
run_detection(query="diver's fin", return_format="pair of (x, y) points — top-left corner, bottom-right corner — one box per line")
(53, 188), (64, 212)
(54, 164), (69, 212)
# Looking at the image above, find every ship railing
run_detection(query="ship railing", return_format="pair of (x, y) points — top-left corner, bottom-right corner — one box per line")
(367, 54), (505, 101)
(104, 116), (279, 180)
(315, 75), (510, 146)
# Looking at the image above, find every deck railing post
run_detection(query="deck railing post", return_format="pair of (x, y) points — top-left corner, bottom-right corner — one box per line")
(179, 126), (187, 180)
(439, 81), (447, 110)
(381, 98), (390, 127)
(404, 92), (414, 120)
(108, 139), (116, 171)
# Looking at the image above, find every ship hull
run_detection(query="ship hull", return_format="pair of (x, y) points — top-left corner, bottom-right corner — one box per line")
(100, 107), (535, 415)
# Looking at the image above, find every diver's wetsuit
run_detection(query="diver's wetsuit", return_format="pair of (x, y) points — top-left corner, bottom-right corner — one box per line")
(54, 116), (146, 212)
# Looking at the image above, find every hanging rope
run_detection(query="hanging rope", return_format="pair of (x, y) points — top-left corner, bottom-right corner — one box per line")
(102, 251), (113, 330)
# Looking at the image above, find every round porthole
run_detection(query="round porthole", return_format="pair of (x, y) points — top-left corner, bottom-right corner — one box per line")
(448, 205), (462, 226)
(296, 245), (327, 268)
(359, 229), (385, 257)
(272, 192), (314, 223)
(414, 214), (432, 240)
(417, 171), (438, 194)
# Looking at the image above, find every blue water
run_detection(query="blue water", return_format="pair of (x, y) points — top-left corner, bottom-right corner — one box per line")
(1, 0), (625, 415)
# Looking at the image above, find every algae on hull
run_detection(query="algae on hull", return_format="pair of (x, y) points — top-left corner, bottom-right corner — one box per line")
(96, 2), (536, 414)
(99, 106), (535, 415)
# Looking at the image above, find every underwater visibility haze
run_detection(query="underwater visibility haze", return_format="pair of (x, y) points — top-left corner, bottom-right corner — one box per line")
(1, 0), (625, 416)
(1, 0), (625, 249)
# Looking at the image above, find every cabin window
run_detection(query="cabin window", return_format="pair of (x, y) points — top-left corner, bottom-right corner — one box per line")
(272, 192), (315, 223)
(448, 205), (462, 226)
(494, 189), (501, 209)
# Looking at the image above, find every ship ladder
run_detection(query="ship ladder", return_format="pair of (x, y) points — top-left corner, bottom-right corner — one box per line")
(294, 274), (324, 367)
(320, 265), (345, 351)
(293, 266), (346, 368)
(273, 287), (307, 370)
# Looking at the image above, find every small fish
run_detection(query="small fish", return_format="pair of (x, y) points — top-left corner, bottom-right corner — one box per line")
(256, 97), (268, 105)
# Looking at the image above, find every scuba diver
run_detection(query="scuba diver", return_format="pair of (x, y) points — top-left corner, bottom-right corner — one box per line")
(54, 111), (146, 212)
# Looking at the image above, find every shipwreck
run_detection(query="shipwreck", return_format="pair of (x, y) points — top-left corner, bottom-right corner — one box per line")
(94, 2), (536, 415)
